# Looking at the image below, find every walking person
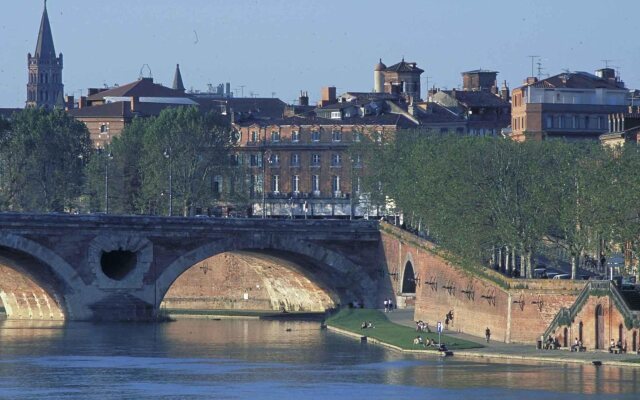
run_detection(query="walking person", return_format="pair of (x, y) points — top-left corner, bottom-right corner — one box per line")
(383, 298), (389, 313)
(485, 327), (491, 343)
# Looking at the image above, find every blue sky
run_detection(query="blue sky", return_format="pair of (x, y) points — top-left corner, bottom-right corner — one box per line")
(1, 0), (639, 107)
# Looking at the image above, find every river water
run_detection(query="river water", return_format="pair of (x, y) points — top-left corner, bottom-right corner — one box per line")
(0, 318), (638, 399)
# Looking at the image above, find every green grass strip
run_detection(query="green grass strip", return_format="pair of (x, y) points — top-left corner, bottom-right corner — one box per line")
(326, 308), (482, 351)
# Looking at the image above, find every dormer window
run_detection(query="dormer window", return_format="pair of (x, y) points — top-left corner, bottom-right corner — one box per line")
(99, 123), (109, 134)
(331, 111), (342, 119)
(291, 130), (300, 142)
(271, 131), (280, 142)
(332, 130), (342, 142)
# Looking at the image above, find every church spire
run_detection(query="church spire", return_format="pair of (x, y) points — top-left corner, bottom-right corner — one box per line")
(172, 64), (185, 93)
(35, 0), (56, 58)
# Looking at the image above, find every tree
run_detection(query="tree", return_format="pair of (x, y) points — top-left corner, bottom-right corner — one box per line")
(139, 107), (235, 216)
(0, 108), (91, 212)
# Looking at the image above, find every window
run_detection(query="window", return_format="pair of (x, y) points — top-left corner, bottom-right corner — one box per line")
(545, 115), (553, 129)
(572, 116), (578, 129)
(311, 175), (320, 193)
(311, 131), (320, 142)
(250, 154), (259, 167)
(271, 175), (280, 193)
(332, 130), (342, 142)
(251, 131), (258, 143)
(331, 153), (341, 167)
(292, 175), (300, 193)
(269, 153), (280, 166)
(353, 131), (361, 142)
(290, 153), (300, 166)
(332, 175), (341, 194)
(330, 111), (341, 119)
(213, 175), (223, 195)
(354, 154), (362, 168)
(291, 130), (300, 142)
(99, 123), (109, 134)
(311, 153), (320, 166)
(271, 130), (280, 142)
(229, 154), (240, 166)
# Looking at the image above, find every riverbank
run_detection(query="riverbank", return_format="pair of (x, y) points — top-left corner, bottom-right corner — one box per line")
(328, 308), (640, 368)
(326, 308), (480, 351)
(164, 308), (325, 321)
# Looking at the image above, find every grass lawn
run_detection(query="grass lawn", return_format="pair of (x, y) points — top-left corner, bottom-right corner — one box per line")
(326, 308), (482, 351)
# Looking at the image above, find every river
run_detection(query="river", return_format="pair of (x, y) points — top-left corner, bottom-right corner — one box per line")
(0, 318), (638, 399)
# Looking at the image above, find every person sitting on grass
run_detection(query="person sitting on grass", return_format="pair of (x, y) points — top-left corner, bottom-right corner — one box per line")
(367, 321), (374, 329)
(361, 321), (367, 330)
(413, 336), (426, 347)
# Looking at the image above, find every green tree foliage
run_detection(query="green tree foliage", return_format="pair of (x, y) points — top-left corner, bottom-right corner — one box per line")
(360, 131), (640, 279)
(84, 107), (241, 216)
(0, 108), (91, 212)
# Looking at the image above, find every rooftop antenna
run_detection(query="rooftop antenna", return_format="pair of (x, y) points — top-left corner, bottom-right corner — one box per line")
(536, 60), (545, 80)
(528, 55), (539, 77)
(601, 59), (613, 68)
(239, 85), (245, 97)
(138, 64), (153, 80)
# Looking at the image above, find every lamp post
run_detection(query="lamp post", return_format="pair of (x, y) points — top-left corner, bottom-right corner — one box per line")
(104, 151), (113, 213)
(261, 147), (271, 218)
(163, 147), (173, 216)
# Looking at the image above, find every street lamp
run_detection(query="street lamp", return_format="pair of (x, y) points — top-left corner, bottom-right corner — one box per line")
(104, 151), (113, 213)
(261, 147), (271, 218)
(164, 147), (173, 216)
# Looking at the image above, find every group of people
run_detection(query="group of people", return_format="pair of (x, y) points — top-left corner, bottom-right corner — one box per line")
(383, 298), (395, 312)
(609, 339), (627, 354)
(415, 320), (431, 333)
(413, 335), (438, 348)
(360, 321), (375, 329)
(544, 335), (561, 350)
(571, 337), (585, 352)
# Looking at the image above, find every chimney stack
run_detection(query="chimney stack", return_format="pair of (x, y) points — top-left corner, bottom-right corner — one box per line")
(299, 91), (309, 106)
(130, 96), (138, 112)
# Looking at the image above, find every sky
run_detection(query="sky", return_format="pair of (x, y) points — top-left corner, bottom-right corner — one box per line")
(2, 0), (640, 108)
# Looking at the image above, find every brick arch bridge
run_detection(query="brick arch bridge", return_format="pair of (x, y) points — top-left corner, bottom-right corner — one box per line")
(0, 214), (381, 321)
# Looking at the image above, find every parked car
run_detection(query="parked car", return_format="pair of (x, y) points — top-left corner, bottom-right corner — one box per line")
(533, 268), (547, 279)
(545, 271), (560, 279)
(553, 274), (570, 280)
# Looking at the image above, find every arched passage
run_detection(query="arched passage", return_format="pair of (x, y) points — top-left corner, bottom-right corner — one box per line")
(401, 261), (416, 294)
(155, 236), (377, 315)
(161, 251), (338, 313)
(0, 249), (66, 320)
(0, 233), (83, 320)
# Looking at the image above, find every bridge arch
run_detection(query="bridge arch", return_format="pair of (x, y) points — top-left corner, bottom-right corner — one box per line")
(0, 233), (79, 320)
(155, 235), (377, 312)
(400, 253), (417, 295)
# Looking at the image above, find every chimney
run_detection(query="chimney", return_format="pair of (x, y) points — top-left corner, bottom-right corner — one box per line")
(65, 95), (74, 111)
(320, 86), (337, 107)
(130, 96), (138, 112)
(78, 96), (87, 109)
(500, 80), (510, 102)
(299, 90), (309, 106)
(525, 77), (538, 85)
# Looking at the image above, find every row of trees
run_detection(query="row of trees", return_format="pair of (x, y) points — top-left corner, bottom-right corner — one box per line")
(360, 131), (640, 279)
(0, 107), (242, 215)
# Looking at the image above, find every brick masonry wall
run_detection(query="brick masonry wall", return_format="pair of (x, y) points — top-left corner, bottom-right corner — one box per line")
(0, 264), (64, 320)
(161, 251), (337, 312)
(379, 223), (585, 344)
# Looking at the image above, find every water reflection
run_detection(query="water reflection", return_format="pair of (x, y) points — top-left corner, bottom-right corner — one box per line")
(0, 319), (637, 399)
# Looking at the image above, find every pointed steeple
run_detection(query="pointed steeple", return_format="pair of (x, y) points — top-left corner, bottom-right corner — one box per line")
(172, 64), (185, 93)
(35, 0), (56, 58)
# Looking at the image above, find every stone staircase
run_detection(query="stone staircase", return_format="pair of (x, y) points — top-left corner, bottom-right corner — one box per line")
(543, 281), (640, 339)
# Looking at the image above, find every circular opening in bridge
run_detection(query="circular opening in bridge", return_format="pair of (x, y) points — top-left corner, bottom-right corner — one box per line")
(100, 249), (137, 281)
